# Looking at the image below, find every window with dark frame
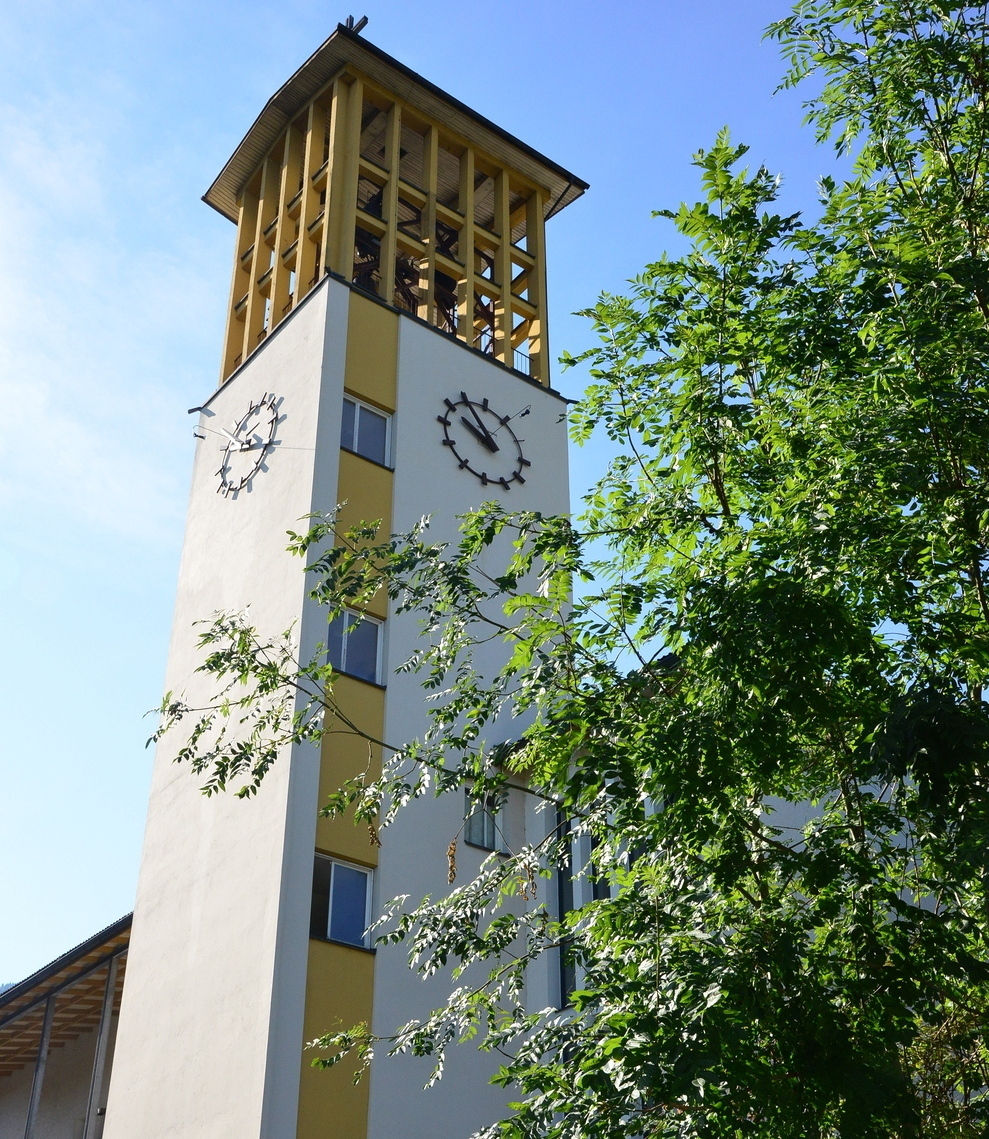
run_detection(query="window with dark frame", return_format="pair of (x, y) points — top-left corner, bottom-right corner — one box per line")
(341, 395), (390, 466)
(310, 854), (372, 948)
(591, 834), (611, 902)
(327, 609), (382, 685)
(555, 821), (612, 1008)
(464, 789), (502, 851)
(557, 811), (576, 1007)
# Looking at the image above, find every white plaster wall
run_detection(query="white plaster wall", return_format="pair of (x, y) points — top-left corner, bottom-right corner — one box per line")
(104, 278), (349, 1139)
(367, 320), (570, 1139)
(103, 280), (569, 1139)
(0, 1016), (117, 1139)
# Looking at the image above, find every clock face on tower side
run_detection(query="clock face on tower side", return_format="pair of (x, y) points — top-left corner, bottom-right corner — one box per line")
(216, 392), (279, 496)
(437, 392), (531, 490)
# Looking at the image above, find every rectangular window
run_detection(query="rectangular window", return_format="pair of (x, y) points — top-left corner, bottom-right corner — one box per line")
(327, 609), (383, 685)
(341, 396), (391, 466)
(557, 811), (576, 1007)
(310, 854), (373, 948)
(464, 790), (501, 851)
(591, 835), (611, 901)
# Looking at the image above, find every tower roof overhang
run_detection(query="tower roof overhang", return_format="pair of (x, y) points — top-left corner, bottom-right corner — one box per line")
(0, 914), (131, 1076)
(203, 25), (588, 224)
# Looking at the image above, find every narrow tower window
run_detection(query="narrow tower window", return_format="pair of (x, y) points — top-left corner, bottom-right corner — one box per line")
(310, 854), (373, 948)
(557, 811), (576, 1007)
(464, 790), (502, 851)
(341, 396), (391, 466)
(327, 609), (383, 685)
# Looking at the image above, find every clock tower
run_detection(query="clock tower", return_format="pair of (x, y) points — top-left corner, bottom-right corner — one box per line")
(103, 24), (586, 1139)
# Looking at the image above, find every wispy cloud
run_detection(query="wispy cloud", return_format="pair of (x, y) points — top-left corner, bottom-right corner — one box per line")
(0, 85), (222, 546)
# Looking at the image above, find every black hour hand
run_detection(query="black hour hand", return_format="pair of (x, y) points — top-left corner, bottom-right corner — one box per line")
(460, 415), (499, 452)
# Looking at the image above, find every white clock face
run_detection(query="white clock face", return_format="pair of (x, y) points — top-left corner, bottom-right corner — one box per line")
(437, 392), (530, 489)
(216, 393), (278, 496)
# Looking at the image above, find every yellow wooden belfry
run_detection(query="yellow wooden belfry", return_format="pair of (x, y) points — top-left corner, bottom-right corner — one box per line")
(207, 25), (587, 387)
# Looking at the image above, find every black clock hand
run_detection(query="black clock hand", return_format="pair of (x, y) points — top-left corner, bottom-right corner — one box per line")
(464, 403), (501, 450)
(460, 415), (500, 452)
(465, 400), (490, 432)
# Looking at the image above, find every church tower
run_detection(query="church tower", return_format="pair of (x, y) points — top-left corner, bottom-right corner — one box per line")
(103, 24), (586, 1139)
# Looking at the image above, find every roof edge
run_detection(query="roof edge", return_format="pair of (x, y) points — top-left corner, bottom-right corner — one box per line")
(0, 913), (132, 1011)
(203, 25), (588, 223)
(329, 25), (589, 191)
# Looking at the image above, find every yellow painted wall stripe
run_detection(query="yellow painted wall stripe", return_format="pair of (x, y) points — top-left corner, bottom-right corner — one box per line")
(296, 290), (399, 1139)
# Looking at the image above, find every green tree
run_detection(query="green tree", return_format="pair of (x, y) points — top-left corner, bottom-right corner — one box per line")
(157, 3), (989, 1134)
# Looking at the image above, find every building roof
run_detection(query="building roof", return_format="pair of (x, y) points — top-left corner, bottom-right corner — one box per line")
(0, 915), (130, 1077)
(203, 24), (589, 224)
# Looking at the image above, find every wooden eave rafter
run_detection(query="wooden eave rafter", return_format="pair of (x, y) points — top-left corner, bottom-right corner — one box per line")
(203, 25), (588, 225)
(0, 915), (131, 1077)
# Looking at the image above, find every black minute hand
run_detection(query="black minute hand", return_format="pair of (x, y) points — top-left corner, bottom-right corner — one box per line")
(461, 415), (500, 452)
(465, 401), (501, 450)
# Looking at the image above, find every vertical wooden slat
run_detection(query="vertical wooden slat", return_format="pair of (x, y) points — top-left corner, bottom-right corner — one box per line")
(268, 126), (298, 331)
(320, 80), (342, 280)
(328, 74), (363, 279)
(493, 169), (513, 366)
(457, 147), (475, 346)
(421, 125), (439, 323)
(242, 155), (280, 359)
(526, 188), (550, 385)
(220, 189), (257, 380)
(379, 101), (401, 305)
(297, 100), (326, 302)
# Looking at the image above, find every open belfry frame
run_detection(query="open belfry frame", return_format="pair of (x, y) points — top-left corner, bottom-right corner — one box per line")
(205, 24), (587, 388)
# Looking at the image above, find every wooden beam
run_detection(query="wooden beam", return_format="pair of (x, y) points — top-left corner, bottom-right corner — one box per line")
(379, 101), (401, 304)
(268, 125), (299, 331)
(220, 187), (257, 380)
(525, 188), (550, 385)
(457, 147), (475, 345)
(319, 79), (341, 279)
(493, 169), (513, 366)
(296, 99), (327, 303)
(421, 124), (438, 323)
(242, 155), (279, 358)
(328, 74), (363, 279)
(355, 211), (387, 237)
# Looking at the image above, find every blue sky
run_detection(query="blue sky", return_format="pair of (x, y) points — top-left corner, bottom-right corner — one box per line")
(0, 0), (841, 981)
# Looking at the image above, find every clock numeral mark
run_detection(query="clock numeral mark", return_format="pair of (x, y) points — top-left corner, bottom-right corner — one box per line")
(444, 398), (458, 412)
(480, 473), (488, 485)
(437, 415), (451, 426)
(515, 473), (526, 485)
(459, 459), (470, 470)
(498, 477), (510, 490)
(520, 458), (532, 467)
(443, 438), (455, 447)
